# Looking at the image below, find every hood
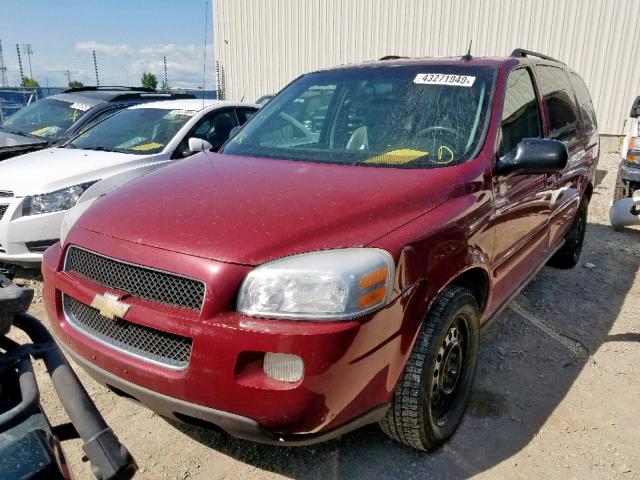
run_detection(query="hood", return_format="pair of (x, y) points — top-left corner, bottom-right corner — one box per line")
(78, 153), (459, 265)
(0, 147), (158, 196)
(0, 130), (47, 152)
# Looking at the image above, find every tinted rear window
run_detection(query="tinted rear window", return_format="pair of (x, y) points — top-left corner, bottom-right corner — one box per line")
(536, 65), (580, 143)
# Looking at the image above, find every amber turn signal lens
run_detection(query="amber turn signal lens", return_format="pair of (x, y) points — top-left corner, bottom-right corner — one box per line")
(628, 138), (640, 163)
(359, 266), (388, 289)
(358, 286), (387, 309)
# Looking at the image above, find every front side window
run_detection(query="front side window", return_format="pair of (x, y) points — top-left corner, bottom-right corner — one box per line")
(223, 65), (497, 169)
(536, 66), (580, 143)
(0, 98), (91, 139)
(68, 108), (195, 155)
(191, 110), (238, 147)
(569, 73), (597, 137)
(501, 68), (542, 156)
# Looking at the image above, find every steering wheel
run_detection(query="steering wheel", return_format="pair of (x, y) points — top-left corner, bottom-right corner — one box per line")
(417, 126), (464, 144)
(279, 112), (315, 143)
(415, 126), (464, 164)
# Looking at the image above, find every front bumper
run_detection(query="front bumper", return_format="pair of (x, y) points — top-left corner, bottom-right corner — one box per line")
(0, 197), (63, 265)
(54, 341), (389, 445)
(43, 230), (425, 440)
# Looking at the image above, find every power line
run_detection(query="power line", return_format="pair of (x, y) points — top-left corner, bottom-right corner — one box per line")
(163, 56), (168, 89)
(92, 50), (99, 86)
(22, 43), (33, 79)
(0, 40), (8, 87)
(16, 44), (24, 84)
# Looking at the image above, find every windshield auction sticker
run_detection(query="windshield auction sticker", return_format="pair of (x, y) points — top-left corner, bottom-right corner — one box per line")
(413, 73), (476, 87)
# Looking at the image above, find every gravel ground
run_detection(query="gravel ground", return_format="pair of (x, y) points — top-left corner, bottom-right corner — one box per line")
(10, 137), (640, 479)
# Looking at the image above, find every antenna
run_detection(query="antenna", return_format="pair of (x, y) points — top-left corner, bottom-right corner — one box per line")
(462, 40), (473, 61)
(0, 40), (8, 87)
(92, 50), (100, 86)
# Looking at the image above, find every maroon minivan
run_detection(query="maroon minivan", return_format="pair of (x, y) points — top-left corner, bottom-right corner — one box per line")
(43, 49), (598, 450)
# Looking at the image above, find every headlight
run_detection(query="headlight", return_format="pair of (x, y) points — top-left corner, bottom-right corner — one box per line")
(626, 137), (640, 163)
(237, 248), (395, 320)
(23, 182), (96, 216)
(60, 196), (99, 245)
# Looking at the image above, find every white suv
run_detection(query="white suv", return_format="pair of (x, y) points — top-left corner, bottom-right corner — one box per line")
(0, 99), (257, 266)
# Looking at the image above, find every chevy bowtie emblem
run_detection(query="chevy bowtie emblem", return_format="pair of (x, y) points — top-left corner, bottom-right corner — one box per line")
(90, 293), (131, 320)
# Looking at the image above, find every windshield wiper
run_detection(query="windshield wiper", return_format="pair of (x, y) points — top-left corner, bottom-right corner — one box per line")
(77, 146), (120, 153)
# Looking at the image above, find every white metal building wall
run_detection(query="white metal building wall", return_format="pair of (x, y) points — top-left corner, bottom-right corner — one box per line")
(214, 0), (640, 134)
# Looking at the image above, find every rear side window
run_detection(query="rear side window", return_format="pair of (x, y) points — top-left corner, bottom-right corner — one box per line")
(501, 68), (541, 156)
(536, 66), (580, 143)
(569, 73), (597, 137)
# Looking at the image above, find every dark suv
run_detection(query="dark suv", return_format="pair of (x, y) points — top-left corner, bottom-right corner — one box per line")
(43, 49), (598, 451)
(0, 86), (195, 160)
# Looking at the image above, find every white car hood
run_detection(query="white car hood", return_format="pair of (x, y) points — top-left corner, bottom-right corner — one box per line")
(0, 147), (162, 196)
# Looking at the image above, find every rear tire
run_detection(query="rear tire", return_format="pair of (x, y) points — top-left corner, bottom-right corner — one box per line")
(548, 198), (588, 269)
(379, 286), (480, 451)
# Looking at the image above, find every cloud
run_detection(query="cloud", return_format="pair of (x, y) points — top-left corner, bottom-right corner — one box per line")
(74, 41), (132, 56)
(69, 41), (214, 88)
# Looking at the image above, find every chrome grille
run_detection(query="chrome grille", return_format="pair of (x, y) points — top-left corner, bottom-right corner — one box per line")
(0, 205), (7, 220)
(63, 295), (192, 369)
(65, 247), (205, 311)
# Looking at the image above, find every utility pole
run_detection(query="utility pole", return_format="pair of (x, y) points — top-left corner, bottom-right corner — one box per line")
(22, 43), (33, 79)
(92, 50), (99, 86)
(16, 44), (24, 85)
(163, 56), (168, 90)
(0, 40), (8, 87)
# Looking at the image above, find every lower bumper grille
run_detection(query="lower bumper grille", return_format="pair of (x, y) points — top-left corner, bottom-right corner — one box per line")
(63, 295), (193, 370)
(0, 205), (7, 220)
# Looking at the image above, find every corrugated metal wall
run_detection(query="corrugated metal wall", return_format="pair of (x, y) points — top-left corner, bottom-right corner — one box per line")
(214, 0), (640, 134)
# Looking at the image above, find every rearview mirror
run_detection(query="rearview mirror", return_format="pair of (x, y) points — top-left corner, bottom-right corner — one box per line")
(630, 96), (640, 118)
(496, 138), (568, 176)
(188, 137), (213, 153)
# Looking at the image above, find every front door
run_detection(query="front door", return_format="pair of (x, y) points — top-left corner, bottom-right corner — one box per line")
(489, 67), (552, 311)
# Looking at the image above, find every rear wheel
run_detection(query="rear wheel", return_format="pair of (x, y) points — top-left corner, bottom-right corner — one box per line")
(548, 197), (588, 269)
(379, 286), (479, 450)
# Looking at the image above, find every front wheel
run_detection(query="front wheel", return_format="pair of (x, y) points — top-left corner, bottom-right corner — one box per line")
(548, 197), (588, 269)
(379, 286), (480, 450)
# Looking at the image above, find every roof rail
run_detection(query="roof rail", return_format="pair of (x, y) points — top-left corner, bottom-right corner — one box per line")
(106, 92), (197, 102)
(379, 55), (408, 61)
(62, 86), (156, 93)
(510, 48), (565, 65)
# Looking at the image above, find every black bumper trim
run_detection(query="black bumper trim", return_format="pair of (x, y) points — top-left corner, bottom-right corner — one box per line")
(56, 334), (389, 446)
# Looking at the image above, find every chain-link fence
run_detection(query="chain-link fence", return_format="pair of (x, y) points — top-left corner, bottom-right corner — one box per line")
(0, 87), (65, 122)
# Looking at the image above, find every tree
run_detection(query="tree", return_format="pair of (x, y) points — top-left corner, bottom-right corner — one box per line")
(68, 80), (84, 89)
(21, 77), (40, 88)
(141, 72), (158, 90)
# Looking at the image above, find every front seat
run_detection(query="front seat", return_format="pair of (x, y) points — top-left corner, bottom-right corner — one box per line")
(208, 114), (235, 147)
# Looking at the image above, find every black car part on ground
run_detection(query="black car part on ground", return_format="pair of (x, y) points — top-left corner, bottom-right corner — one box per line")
(0, 274), (137, 480)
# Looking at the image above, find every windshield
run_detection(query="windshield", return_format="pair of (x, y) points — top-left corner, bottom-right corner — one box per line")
(0, 98), (91, 139)
(68, 107), (196, 155)
(223, 65), (497, 168)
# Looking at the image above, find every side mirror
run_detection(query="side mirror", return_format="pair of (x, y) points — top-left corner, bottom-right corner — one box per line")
(229, 125), (243, 139)
(630, 96), (640, 118)
(496, 138), (568, 176)
(188, 137), (213, 153)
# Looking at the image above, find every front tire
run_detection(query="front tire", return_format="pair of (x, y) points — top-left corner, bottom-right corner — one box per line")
(548, 197), (588, 269)
(379, 286), (480, 451)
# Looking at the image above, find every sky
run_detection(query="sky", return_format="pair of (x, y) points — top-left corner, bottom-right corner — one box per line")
(0, 0), (215, 89)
